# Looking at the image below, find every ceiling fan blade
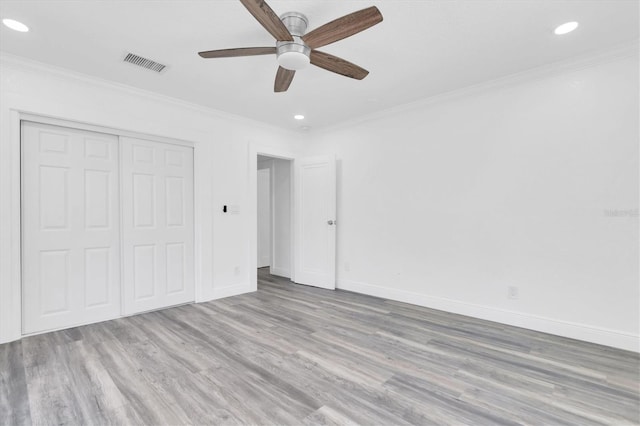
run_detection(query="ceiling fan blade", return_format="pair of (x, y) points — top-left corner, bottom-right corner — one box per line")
(310, 51), (369, 80)
(274, 66), (295, 92)
(302, 6), (383, 49)
(198, 47), (276, 58)
(239, 0), (293, 41)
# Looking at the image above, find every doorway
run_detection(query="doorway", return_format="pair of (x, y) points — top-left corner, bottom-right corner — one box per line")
(257, 155), (293, 278)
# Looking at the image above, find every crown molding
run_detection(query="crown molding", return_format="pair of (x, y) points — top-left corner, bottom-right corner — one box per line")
(316, 40), (640, 135)
(0, 52), (296, 136)
(2, 39), (638, 137)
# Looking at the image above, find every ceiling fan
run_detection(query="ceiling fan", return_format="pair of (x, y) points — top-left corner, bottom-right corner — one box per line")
(198, 0), (383, 93)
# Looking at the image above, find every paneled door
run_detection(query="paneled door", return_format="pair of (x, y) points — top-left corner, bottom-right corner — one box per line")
(121, 137), (194, 315)
(294, 155), (337, 289)
(22, 121), (121, 334)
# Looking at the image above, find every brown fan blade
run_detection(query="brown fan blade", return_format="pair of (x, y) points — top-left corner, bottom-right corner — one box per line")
(310, 50), (369, 80)
(274, 66), (295, 92)
(239, 0), (293, 41)
(198, 47), (276, 58)
(302, 6), (383, 49)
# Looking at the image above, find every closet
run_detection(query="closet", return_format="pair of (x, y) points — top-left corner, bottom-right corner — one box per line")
(21, 121), (194, 334)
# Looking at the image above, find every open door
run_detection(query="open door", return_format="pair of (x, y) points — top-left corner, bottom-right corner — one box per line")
(294, 155), (336, 289)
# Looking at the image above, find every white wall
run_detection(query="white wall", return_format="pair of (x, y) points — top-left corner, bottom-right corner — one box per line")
(257, 165), (271, 268)
(271, 158), (292, 278)
(305, 52), (639, 351)
(0, 54), (300, 343)
(2, 49), (637, 351)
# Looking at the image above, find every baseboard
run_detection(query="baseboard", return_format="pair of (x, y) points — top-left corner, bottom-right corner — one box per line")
(212, 284), (250, 300)
(269, 266), (291, 279)
(337, 279), (639, 353)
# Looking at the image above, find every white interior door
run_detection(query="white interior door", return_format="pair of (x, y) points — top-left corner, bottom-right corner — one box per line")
(22, 121), (121, 334)
(294, 155), (336, 289)
(121, 137), (194, 315)
(257, 167), (271, 268)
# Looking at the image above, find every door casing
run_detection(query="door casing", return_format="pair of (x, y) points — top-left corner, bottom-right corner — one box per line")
(249, 146), (337, 291)
(248, 144), (297, 291)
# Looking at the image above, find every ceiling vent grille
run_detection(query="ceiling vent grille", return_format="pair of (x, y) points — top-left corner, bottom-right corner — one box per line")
(123, 53), (166, 73)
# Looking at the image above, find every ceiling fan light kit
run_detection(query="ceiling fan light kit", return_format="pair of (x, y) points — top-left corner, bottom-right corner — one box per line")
(198, 0), (383, 92)
(277, 44), (311, 71)
(276, 12), (311, 71)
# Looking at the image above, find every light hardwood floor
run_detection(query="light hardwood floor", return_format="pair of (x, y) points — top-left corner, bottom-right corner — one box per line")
(2, 269), (639, 425)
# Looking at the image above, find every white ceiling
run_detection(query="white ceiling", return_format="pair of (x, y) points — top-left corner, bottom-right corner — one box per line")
(0, 0), (638, 130)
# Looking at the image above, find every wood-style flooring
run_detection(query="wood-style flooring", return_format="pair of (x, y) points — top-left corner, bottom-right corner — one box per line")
(1, 269), (639, 425)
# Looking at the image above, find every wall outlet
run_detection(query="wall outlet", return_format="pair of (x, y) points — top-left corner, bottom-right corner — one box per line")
(234, 266), (241, 276)
(507, 286), (519, 300)
(344, 262), (351, 272)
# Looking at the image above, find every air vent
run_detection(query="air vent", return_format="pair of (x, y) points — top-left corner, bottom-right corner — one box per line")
(123, 53), (166, 73)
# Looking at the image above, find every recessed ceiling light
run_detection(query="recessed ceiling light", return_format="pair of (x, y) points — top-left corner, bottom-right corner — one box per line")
(2, 18), (29, 32)
(554, 21), (579, 35)
(294, 115), (305, 120)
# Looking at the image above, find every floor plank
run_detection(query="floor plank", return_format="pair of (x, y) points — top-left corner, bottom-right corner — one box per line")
(1, 268), (638, 425)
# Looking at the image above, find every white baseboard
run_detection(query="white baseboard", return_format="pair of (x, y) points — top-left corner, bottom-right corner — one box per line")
(212, 284), (250, 300)
(269, 266), (291, 279)
(337, 279), (639, 353)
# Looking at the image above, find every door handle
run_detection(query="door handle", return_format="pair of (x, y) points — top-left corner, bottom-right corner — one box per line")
(327, 220), (335, 225)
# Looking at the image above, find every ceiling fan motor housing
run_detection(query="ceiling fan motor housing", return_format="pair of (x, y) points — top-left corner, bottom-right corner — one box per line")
(276, 12), (311, 70)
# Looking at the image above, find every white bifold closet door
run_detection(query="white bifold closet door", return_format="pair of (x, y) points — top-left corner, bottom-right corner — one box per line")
(22, 122), (121, 334)
(121, 137), (194, 315)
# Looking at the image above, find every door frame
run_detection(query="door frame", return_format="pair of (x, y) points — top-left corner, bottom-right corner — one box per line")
(3, 110), (202, 341)
(248, 143), (296, 291)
